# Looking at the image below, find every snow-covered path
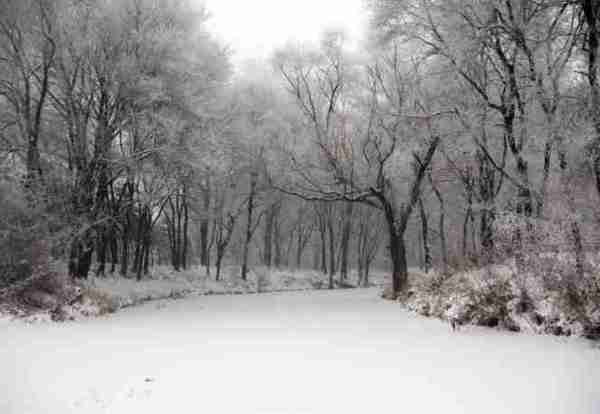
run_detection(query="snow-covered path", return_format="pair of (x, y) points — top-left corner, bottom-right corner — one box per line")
(1, 288), (599, 414)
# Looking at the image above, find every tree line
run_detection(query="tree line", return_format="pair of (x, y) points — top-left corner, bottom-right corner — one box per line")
(1, 0), (600, 300)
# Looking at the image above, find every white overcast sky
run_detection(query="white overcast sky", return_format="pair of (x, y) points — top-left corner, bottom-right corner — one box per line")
(200, 0), (369, 68)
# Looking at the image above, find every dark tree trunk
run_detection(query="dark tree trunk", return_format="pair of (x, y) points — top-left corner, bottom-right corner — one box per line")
(120, 210), (130, 277)
(263, 203), (276, 267)
(132, 208), (144, 277)
(463, 206), (472, 260)
(200, 176), (210, 267)
(582, 0), (600, 200)
(327, 212), (336, 289)
(477, 152), (496, 260)
(296, 229), (308, 269)
(96, 230), (107, 277)
(296, 241), (303, 269)
(216, 247), (225, 282)
(538, 140), (553, 216)
(274, 217), (282, 268)
(182, 188), (189, 270)
(339, 202), (353, 281)
(25, 129), (43, 185)
(314, 202), (331, 275)
(143, 238), (150, 276)
(69, 235), (94, 279)
(388, 225), (408, 296)
(109, 234), (118, 274)
(417, 227), (424, 270)
(357, 253), (364, 287)
(439, 209), (448, 272)
(200, 219), (209, 266)
(319, 220), (327, 275)
(418, 197), (431, 273)
(480, 209), (495, 263)
(241, 171), (258, 280)
(176, 193), (182, 271)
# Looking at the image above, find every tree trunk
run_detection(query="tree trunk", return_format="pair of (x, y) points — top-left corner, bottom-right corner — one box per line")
(357, 231), (364, 287)
(582, 0), (600, 200)
(388, 227), (408, 296)
(132, 207), (144, 276)
(418, 197), (431, 273)
(263, 203), (275, 267)
(296, 234), (304, 268)
(216, 249), (224, 282)
(478, 152), (496, 261)
(143, 237), (150, 276)
(381, 135), (439, 296)
(109, 234), (118, 274)
(274, 217), (282, 268)
(327, 212), (336, 288)
(96, 230), (107, 277)
(69, 235), (94, 279)
(175, 194), (182, 271)
(439, 208), (448, 273)
(417, 227), (424, 270)
(429, 175), (448, 273)
(462, 192), (473, 260)
(120, 232), (129, 276)
(320, 223), (327, 275)
(182, 188), (189, 270)
(339, 202), (353, 281)
(200, 176), (210, 266)
(241, 171), (258, 281)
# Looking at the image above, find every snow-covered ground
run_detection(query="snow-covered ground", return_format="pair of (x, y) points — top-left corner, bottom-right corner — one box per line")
(1, 288), (599, 414)
(0, 265), (388, 322)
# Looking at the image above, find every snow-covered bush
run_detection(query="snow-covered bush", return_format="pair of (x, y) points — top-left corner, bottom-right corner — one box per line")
(402, 253), (600, 339)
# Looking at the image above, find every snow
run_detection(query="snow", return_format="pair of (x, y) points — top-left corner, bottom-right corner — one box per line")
(1, 288), (599, 414)
(79, 266), (387, 312)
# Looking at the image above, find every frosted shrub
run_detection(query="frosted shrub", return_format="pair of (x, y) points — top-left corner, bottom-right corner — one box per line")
(401, 210), (600, 338)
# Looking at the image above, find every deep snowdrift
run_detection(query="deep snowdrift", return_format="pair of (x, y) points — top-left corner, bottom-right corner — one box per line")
(1, 288), (599, 414)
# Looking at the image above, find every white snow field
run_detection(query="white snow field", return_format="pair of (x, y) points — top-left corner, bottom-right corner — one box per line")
(1, 288), (599, 414)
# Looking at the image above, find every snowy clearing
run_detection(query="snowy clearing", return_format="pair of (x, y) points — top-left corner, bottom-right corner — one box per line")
(1, 288), (599, 414)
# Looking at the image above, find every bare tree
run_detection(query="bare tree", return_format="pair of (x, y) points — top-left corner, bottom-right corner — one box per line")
(0, 0), (55, 184)
(276, 39), (447, 296)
